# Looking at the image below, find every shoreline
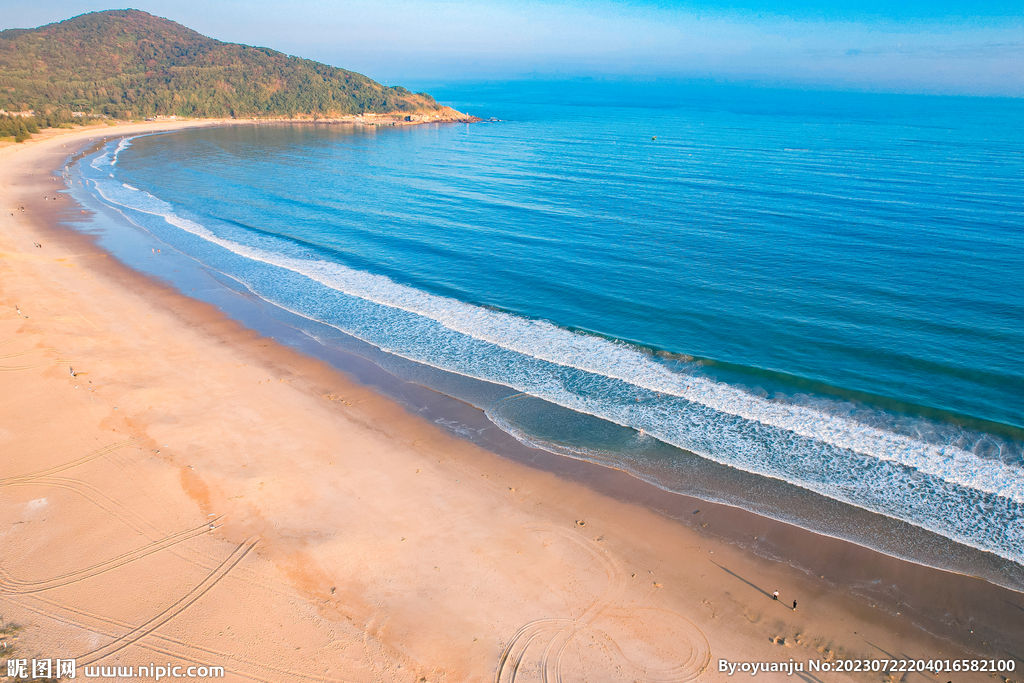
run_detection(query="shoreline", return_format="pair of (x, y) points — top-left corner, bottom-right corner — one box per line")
(66, 124), (1024, 593)
(65, 143), (1024, 595)
(2, 122), (1022, 680)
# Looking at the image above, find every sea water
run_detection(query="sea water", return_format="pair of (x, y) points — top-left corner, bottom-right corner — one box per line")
(70, 81), (1024, 588)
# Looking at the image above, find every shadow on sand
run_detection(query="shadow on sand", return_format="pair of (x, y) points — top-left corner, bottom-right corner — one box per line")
(711, 560), (773, 599)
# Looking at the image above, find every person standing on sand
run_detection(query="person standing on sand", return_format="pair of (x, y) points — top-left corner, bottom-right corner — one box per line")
(773, 591), (779, 600)
(793, 600), (797, 610)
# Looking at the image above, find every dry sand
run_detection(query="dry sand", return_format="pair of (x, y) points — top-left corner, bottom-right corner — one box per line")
(1, 122), (1022, 682)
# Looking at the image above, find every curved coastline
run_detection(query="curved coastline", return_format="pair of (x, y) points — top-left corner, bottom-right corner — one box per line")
(62, 123), (1024, 589)
(2, 122), (1023, 675)
(72, 125), (1024, 590)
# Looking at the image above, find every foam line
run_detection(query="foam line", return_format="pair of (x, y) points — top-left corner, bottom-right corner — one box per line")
(110, 138), (132, 165)
(91, 171), (1024, 504)
(83, 143), (1024, 566)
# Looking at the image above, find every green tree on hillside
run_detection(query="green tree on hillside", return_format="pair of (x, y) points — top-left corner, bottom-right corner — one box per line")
(0, 9), (446, 120)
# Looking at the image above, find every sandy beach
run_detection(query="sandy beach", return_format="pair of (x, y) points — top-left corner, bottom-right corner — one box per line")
(1, 122), (1022, 683)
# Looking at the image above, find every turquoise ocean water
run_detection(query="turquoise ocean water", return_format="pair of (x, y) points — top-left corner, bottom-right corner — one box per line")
(71, 81), (1024, 588)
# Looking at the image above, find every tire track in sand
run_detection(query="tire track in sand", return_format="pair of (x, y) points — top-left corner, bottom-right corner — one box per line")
(497, 523), (625, 683)
(0, 347), (57, 359)
(3, 476), (164, 538)
(495, 523), (710, 683)
(0, 359), (75, 372)
(2, 439), (306, 603)
(0, 518), (222, 594)
(77, 540), (258, 666)
(4, 594), (356, 683)
(0, 439), (138, 485)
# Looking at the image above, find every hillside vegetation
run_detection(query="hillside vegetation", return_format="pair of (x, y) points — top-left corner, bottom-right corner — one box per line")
(0, 111), (87, 142)
(0, 9), (450, 120)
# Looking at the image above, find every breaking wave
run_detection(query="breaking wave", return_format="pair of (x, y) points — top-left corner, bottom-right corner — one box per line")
(82, 139), (1024, 575)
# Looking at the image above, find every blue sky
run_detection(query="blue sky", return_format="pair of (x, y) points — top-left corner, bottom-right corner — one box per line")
(2, 0), (1021, 95)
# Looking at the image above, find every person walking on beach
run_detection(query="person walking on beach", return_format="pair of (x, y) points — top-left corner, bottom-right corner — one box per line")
(792, 600), (797, 610)
(773, 591), (779, 601)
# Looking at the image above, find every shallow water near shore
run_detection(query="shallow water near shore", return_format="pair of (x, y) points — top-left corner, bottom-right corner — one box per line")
(64, 80), (1024, 590)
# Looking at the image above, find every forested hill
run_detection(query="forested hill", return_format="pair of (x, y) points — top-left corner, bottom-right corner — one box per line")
(0, 10), (457, 120)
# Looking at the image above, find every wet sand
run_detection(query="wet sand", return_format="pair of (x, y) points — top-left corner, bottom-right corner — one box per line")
(1, 123), (1022, 682)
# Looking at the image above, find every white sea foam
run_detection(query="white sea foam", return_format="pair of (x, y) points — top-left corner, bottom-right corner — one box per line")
(89, 138), (133, 171)
(85, 144), (1024, 565)
(110, 138), (132, 165)
(88, 172), (1024, 504)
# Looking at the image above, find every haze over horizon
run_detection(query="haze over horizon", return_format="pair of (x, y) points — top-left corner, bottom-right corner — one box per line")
(2, 0), (1021, 97)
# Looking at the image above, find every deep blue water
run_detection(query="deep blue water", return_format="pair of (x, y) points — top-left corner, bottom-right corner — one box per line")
(73, 81), (1024, 585)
